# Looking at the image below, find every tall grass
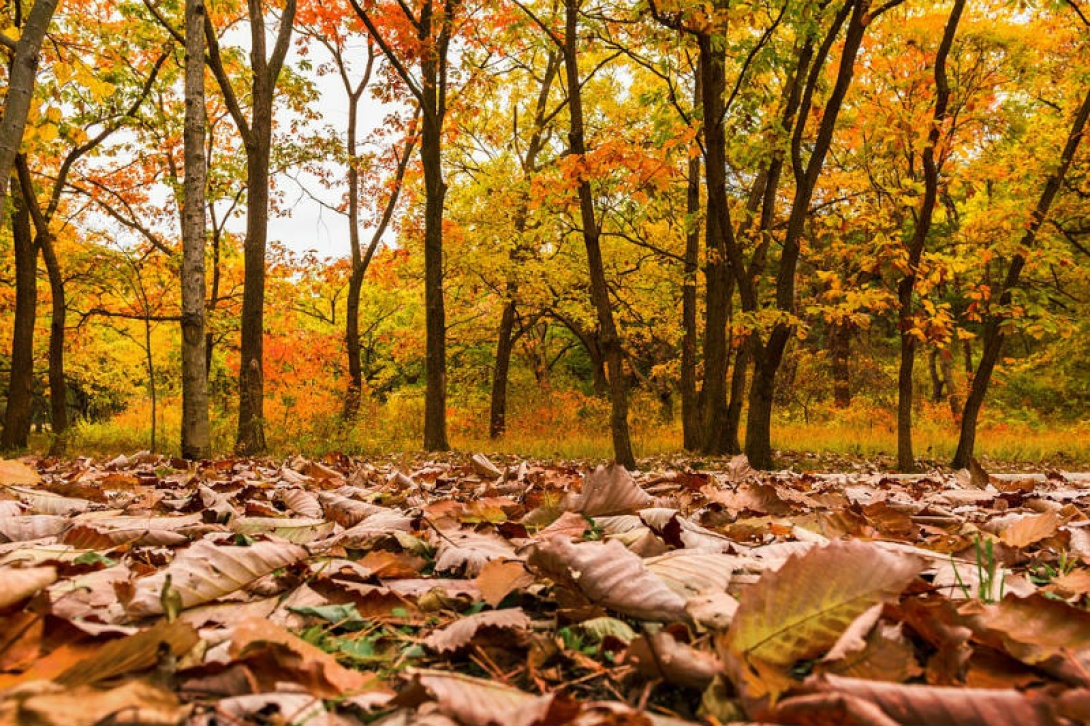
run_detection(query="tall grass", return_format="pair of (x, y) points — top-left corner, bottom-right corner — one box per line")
(58, 389), (1090, 468)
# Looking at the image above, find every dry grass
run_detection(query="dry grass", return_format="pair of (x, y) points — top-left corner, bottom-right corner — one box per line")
(47, 392), (1090, 469)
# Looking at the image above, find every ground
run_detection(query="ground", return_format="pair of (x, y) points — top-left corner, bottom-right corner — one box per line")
(0, 451), (1089, 726)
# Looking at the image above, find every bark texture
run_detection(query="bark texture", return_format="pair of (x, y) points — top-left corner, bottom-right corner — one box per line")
(181, 0), (210, 460)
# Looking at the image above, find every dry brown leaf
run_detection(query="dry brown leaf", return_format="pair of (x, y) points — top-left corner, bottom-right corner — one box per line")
(528, 537), (688, 622)
(230, 516), (336, 543)
(332, 509), (414, 548)
(643, 550), (737, 599)
(424, 608), (531, 653)
(319, 491), (386, 527)
(960, 594), (1090, 672)
(783, 673), (1071, 726)
(0, 515), (67, 543)
(1000, 511), (1062, 548)
(231, 616), (380, 697)
(396, 669), (579, 726)
(431, 528), (518, 577)
(474, 559), (535, 607)
(7, 487), (90, 516)
(562, 464), (652, 516)
(278, 487), (323, 518)
(0, 679), (189, 726)
(48, 565), (133, 624)
(0, 460), (41, 486)
(217, 693), (329, 726)
(127, 537), (308, 616)
(471, 454), (503, 479)
(55, 619), (199, 686)
(0, 566), (56, 609)
(1044, 568), (1090, 598)
(625, 630), (721, 690)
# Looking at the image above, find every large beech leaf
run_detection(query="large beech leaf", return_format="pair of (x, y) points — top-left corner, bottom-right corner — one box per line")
(722, 540), (922, 698)
(0, 680), (189, 726)
(0, 460), (41, 486)
(431, 528), (518, 577)
(960, 594), (1090, 675)
(0, 515), (67, 543)
(229, 516), (336, 544)
(229, 617), (381, 697)
(8, 487), (90, 515)
(55, 620), (199, 686)
(643, 550), (737, 598)
(562, 464), (652, 516)
(0, 565), (56, 608)
(127, 537), (308, 615)
(528, 536), (688, 622)
(396, 669), (579, 726)
(773, 673), (1078, 726)
(424, 607), (531, 653)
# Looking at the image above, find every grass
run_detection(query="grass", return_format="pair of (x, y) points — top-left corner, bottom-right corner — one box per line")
(23, 391), (1090, 470)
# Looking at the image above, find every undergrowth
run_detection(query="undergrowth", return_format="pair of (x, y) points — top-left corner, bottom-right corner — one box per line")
(33, 389), (1090, 468)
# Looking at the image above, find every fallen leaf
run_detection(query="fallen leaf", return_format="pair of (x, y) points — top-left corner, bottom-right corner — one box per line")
(528, 537), (688, 622)
(562, 464), (652, 516)
(127, 537), (308, 616)
(474, 559), (535, 607)
(424, 608), (531, 653)
(0, 566), (56, 609)
(0, 460), (41, 486)
(722, 539), (924, 701)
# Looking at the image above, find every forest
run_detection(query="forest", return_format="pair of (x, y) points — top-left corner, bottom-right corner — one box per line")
(0, 0), (1087, 471)
(6, 2), (1090, 724)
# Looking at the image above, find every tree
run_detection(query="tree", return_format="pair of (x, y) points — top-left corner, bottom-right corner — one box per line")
(181, 0), (210, 459)
(201, 0), (297, 454)
(0, 0), (60, 229)
(349, 0), (463, 451)
(953, 3), (1090, 468)
(0, 181), (37, 451)
(894, 0), (964, 472)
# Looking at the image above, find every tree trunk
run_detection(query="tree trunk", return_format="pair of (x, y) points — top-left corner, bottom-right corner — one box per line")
(830, 321), (852, 408)
(722, 342), (746, 454)
(942, 350), (962, 417)
(343, 86), (365, 421)
(680, 143), (701, 450)
(489, 299), (517, 438)
(1, 187), (36, 451)
(563, 0), (634, 468)
(235, 135), (270, 454)
(697, 35), (733, 456)
(953, 81), (1090, 468)
(207, 0), (296, 455)
(181, 0), (210, 460)
(929, 348), (944, 402)
(896, 0), (963, 473)
(489, 51), (556, 439)
(746, 0), (869, 469)
(38, 229), (66, 454)
(0, 0), (59, 231)
(420, 107), (449, 451)
(896, 335), (917, 472)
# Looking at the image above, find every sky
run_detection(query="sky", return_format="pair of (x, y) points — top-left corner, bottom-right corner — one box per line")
(228, 30), (397, 260)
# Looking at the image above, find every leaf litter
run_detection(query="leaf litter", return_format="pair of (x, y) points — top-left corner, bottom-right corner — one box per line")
(1, 453), (1090, 724)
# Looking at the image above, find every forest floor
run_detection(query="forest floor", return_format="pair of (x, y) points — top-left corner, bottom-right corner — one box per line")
(1, 451), (1090, 725)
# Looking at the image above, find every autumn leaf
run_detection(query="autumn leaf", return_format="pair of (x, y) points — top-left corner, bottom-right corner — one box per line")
(528, 536), (688, 622)
(722, 540), (923, 702)
(0, 460), (41, 487)
(127, 537), (308, 616)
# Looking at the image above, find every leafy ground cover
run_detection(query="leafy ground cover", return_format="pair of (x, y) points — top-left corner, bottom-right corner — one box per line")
(2, 452), (1090, 725)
